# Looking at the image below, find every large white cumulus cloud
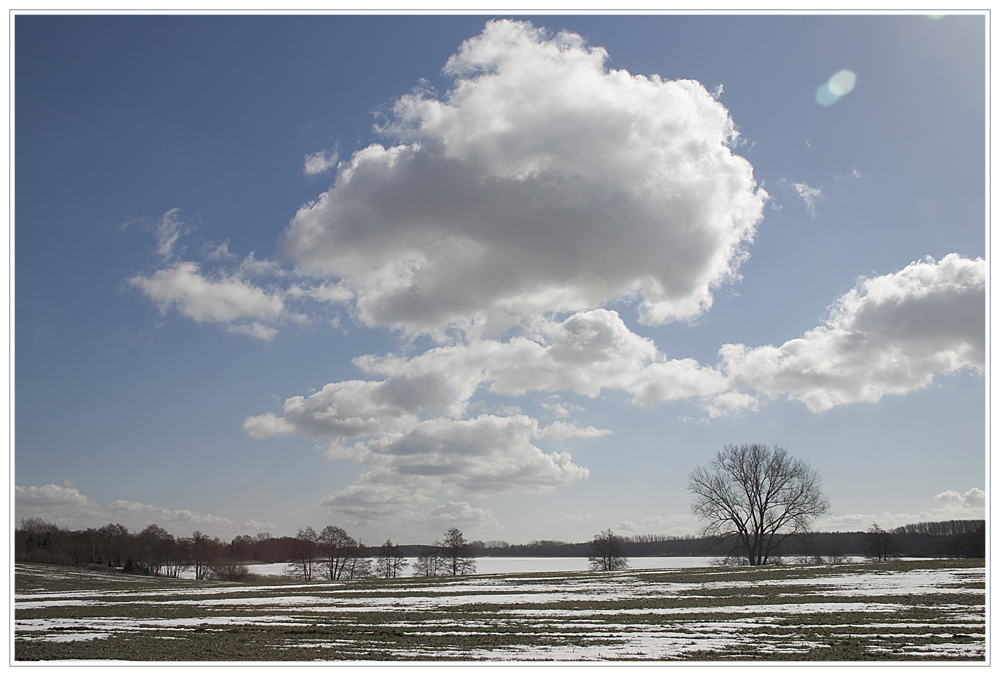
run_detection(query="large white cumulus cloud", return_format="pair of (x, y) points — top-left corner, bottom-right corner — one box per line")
(720, 254), (985, 411)
(281, 19), (766, 333)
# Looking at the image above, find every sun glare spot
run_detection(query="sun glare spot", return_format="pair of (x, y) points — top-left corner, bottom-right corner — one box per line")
(816, 69), (857, 107)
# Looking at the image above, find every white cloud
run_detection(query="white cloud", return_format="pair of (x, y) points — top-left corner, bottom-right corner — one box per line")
(628, 358), (732, 408)
(614, 514), (702, 537)
(319, 470), (501, 537)
(788, 180), (824, 217)
(720, 254), (984, 411)
(248, 309), (737, 441)
(244, 378), (441, 439)
(155, 207), (189, 259)
(281, 19), (766, 334)
(304, 282), (354, 304)
(15, 482), (273, 538)
(130, 261), (285, 339)
(204, 239), (236, 261)
(16, 481), (91, 508)
(245, 252), (984, 532)
(817, 487), (985, 532)
(536, 420), (611, 441)
(359, 414), (589, 498)
(311, 413), (591, 535)
(303, 149), (339, 175)
(547, 513), (593, 524)
(429, 501), (499, 527)
(242, 412), (296, 439)
(934, 487), (985, 510)
(539, 395), (583, 421)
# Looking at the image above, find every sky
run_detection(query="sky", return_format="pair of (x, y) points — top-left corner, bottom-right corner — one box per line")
(13, 12), (988, 546)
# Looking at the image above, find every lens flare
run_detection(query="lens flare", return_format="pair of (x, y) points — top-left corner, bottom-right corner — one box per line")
(816, 69), (857, 106)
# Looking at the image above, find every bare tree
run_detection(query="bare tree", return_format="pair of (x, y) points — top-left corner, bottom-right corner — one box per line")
(137, 524), (175, 576)
(688, 443), (829, 566)
(342, 541), (373, 580)
(186, 530), (221, 580)
(441, 527), (476, 576)
(589, 529), (629, 572)
(413, 543), (443, 577)
(375, 539), (408, 579)
(96, 523), (132, 569)
(318, 525), (354, 581)
(864, 523), (898, 562)
(288, 527), (319, 581)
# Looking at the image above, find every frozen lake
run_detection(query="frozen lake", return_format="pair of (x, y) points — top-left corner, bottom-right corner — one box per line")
(470, 556), (716, 574)
(178, 555), (873, 579)
(183, 556), (719, 579)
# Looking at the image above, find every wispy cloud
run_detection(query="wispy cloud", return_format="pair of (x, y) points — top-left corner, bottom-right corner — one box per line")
(779, 179), (825, 217)
(155, 208), (189, 259)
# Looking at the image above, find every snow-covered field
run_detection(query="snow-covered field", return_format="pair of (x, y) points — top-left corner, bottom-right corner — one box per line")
(14, 559), (985, 662)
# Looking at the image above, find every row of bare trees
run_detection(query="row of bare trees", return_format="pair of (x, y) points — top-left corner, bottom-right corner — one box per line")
(413, 528), (476, 576)
(16, 518), (250, 580)
(16, 519), (478, 581)
(288, 526), (372, 581)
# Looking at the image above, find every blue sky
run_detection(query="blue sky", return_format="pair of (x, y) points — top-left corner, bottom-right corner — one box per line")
(14, 13), (986, 545)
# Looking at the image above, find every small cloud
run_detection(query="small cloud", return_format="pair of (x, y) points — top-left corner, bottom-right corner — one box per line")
(547, 513), (593, 524)
(779, 179), (824, 217)
(536, 420), (611, 440)
(836, 166), (863, 181)
(304, 149), (339, 176)
(204, 239), (237, 261)
(934, 487), (985, 509)
(130, 262), (285, 338)
(429, 501), (496, 524)
(794, 182), (824, 217)
(228, 322), (279, 341)
(710, 84), (724, 99)
(155, 208), (191, 260)
(615, 520), (641, 532)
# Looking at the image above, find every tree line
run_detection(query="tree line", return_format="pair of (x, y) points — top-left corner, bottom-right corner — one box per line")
(16, 513), (982, 582)
(14, 519), (479, 582)
(13, 444), (982, 578)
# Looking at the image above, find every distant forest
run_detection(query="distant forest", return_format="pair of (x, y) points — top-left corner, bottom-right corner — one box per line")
(14, 517), (984, 580)
(469, 520), (985, 561)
